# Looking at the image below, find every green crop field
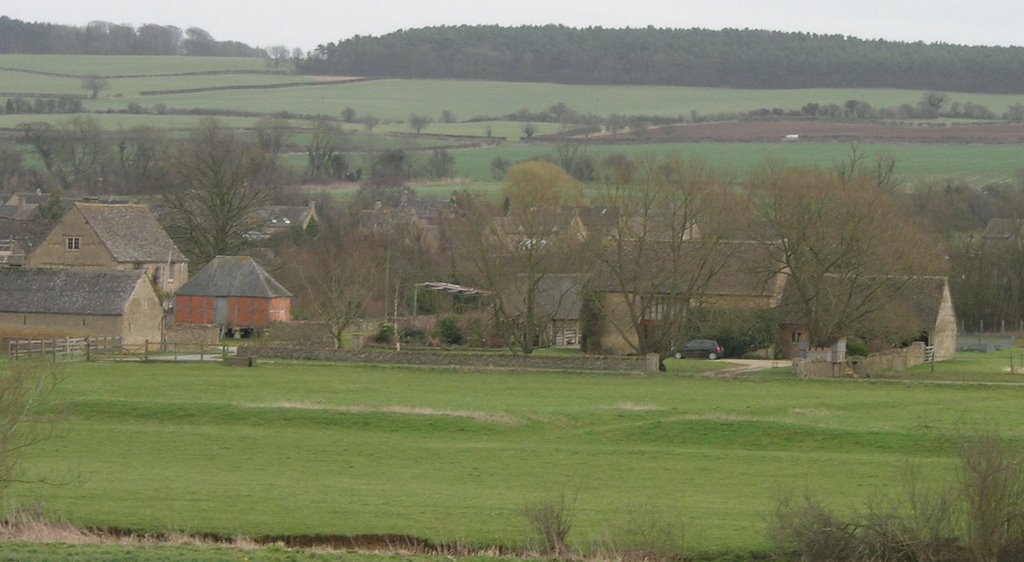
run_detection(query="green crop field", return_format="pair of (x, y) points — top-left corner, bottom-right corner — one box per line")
(0, 54), (271, 76)
(4, 54), (1024, 188)
(8, 353), (1024, 557)
(450, 142), (1024, 187)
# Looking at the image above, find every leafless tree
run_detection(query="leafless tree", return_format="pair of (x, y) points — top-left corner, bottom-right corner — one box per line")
(166, 118), (268, 267)
(589, 153), (737, 356)
(0, 360), (64, 497)
(749, 160), (941, 347)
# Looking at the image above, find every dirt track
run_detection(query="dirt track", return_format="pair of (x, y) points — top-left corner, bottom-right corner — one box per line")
(604, 120), (1024, 144)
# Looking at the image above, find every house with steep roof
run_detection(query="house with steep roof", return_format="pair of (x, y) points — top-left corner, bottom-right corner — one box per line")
(0, 268), (162, 346)
(174, 256), (292, 337)
(28, 202), (188, 295)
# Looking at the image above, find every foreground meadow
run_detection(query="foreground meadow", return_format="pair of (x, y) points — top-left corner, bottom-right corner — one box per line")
(7, 355), (1024, 556)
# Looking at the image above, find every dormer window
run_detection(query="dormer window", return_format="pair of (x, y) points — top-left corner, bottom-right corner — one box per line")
(66, 236), (80, 251)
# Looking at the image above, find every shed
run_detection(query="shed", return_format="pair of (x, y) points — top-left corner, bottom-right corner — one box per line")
(174, 256), (292, 335)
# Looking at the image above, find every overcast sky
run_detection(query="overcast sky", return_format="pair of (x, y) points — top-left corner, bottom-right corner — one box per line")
(5, 0), (1023, 52)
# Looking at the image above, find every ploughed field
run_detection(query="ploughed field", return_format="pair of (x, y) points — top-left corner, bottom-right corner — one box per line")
(10, 356), (1024, 554)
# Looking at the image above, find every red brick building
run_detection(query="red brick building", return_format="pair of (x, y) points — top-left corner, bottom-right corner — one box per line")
(174, 256), (291, 337)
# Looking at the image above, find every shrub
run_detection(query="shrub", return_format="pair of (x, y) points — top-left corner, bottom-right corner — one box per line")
(371, 322), (394, 344)
(601, 503), (686, 561)
(847, 340), (870, 357)
(522, 493), (575, 556)
(437, 316), (463, 345)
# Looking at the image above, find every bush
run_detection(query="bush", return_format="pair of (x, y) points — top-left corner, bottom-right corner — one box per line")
(399, 326), (427, 345)
(522, 493), (575, 556)
(769, 433), (1024, 562)
(371, 322), (394, 344)
(437, 316), (464, 345)
(847, 340), (870, 357)
(601, 504), (686, 561)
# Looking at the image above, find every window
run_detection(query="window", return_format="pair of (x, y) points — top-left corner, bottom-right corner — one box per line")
(791, 331), (803, 344)
(66, 236), (80, 251)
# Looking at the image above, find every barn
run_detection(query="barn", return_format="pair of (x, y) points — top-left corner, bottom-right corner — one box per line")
(174, 256), (292, 337)
(0, 268), (162, 346)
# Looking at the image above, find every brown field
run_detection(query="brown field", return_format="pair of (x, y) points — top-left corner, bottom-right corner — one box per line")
(609, 119), (1024, 143)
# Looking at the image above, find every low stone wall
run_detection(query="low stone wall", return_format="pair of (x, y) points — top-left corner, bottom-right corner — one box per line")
(237, 344), (646, 373)
(793, 342), (926, 378)
(266, 321), (334, 344)
(164, 323), (220, 345)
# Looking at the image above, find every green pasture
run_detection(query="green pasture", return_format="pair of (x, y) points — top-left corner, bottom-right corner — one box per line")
(451, 142), (1024, 187)
(77, 79), (1024, 123)
(8, 354), (1024, 555)
(0, 54), (271, 76)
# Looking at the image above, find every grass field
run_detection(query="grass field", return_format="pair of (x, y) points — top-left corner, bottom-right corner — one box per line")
(8, 352), (1024, 557)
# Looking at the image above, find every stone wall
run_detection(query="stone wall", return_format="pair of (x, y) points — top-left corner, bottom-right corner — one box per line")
(793, 342), (926, 378)
(164, 323), (221, 345)
(238, 344), (646, 373)
(266, 321), (334, 344)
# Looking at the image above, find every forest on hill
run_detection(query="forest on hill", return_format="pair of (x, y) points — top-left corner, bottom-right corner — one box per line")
(0, 16), (263, 57)
(303, 25), (1024, 93)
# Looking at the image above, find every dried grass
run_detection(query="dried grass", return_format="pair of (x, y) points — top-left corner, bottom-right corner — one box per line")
(789, 408), (835, 416)
(613, 402), (663, 411)
(245, 401), (520, 425)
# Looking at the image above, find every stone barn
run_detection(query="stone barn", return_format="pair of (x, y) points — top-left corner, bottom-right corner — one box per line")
(0, 268), (162, 346)
(174, 256), (292, 337)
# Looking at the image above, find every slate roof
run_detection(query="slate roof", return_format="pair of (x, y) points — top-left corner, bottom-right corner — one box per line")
(0, 268), (146, 315)
(175, 256), (291, 298)
(75, 202), (187, 263)
(775, 274), (949, 328)
(0, 217), (54, 251)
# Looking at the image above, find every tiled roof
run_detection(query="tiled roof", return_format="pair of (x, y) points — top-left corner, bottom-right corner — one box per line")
(76, 202), (187, 263)
(175, 255), (291, 298)
(0, 268), (146, 315)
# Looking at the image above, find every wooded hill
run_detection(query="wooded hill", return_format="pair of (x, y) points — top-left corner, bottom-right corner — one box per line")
(0, 16), (262, 57)
(304, 25), (1024, 93)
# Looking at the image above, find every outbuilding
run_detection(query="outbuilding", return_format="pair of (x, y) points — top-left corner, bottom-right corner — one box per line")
(0, 268), (162, 346)
(174, 256), (292, 337)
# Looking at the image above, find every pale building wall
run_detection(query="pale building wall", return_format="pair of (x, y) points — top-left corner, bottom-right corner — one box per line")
(597, 292), (640, 354)
(29, 206), (118, 269)
(120, 278), (164, 347)
(932, 280), (958, 360)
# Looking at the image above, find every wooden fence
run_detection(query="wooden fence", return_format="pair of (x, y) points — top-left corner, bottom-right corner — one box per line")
(6, 337), (232, 362)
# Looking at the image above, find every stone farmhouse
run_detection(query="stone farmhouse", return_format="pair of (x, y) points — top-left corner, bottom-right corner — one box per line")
(29, 202), (189, 296)
(0, 268), (162, 346)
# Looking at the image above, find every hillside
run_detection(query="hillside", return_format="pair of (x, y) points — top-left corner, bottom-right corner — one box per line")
(303, 25), (1024, 93)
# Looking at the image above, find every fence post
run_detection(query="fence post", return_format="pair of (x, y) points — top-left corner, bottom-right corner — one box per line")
(200, 344), (205, 361)
(144, 339), (149, 361)
(86, 337), (91, 362)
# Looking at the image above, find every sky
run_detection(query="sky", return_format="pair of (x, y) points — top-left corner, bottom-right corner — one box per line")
(5, 0), (1024, 52)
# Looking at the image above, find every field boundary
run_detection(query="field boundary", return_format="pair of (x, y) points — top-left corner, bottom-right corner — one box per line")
(140, 76), (378, 96)
(238, 344), (646, 372)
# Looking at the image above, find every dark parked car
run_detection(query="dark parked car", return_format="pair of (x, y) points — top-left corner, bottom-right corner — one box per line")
(673, 339), (724, 360)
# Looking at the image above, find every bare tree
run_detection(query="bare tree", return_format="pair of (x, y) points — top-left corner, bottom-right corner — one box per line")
(749, 160), (941, 348)
(80, 75), (108, 99)
(305, 118), (345, 182)
(286, 231), (381, 349)
(166, 118), (268, 267)
(18, 116), (109, 193)
(0, 360), (63, 497)
(113, 125), (170, 195)
(589, 154), (737, 356)
(456, 161), (583, 353)
(408, 114), (433, 134)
